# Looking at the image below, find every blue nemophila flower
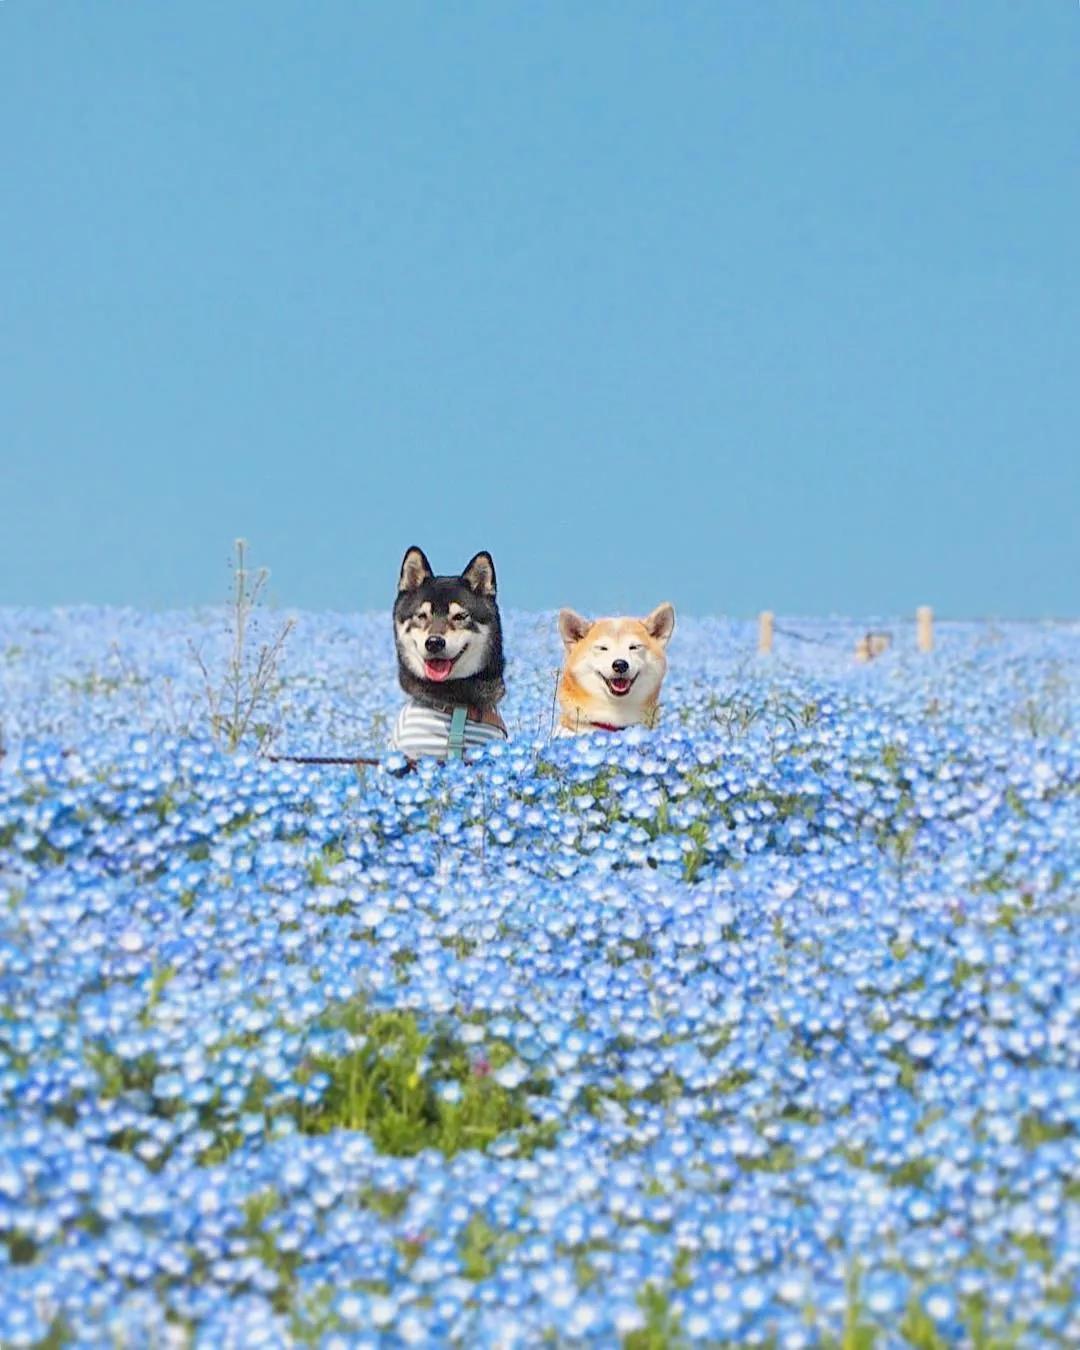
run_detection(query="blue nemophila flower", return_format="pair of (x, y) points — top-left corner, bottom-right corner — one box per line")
(0, 610), (1077, 1342)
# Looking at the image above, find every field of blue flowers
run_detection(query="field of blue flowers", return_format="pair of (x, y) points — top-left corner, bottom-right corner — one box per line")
(0, 607), (1077, 1348)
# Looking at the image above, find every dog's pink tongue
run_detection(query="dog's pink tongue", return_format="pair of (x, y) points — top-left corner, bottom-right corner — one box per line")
(424, 658), (454, 682)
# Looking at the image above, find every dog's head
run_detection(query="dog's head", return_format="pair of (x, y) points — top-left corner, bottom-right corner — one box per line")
(558, 604), (675, 712)
(393, 546), (503, 690)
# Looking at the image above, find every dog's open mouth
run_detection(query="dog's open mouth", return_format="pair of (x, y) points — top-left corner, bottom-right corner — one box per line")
(604, 674), (635, 697)
(423, 651), (462, 683)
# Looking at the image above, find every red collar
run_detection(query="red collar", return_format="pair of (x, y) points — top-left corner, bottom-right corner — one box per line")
(589, 721), (626, 732)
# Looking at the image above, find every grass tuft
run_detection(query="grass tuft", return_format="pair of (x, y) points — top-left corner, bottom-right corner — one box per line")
(295, 1001), (553, 1158)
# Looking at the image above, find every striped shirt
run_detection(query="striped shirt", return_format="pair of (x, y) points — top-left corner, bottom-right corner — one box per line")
(390, 699), (508, 759)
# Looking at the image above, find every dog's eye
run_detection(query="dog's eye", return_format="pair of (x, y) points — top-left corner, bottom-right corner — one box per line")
(629, 644), (643, 652)
(596, 645), (608, 653)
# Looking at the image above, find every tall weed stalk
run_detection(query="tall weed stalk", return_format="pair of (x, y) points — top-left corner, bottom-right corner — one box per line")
(190, 539), (295, 752)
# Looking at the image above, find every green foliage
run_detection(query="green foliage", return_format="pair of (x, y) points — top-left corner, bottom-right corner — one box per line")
(359, 1187), (409, 1219)
(296, 1001), (552, 1158)
(681, 820), (708, 883)
(29, 1319), (70, 1350)
(306, 840), (346, 887)
(671, 1248), (693, 1290)
(151, 790), (178, 824)
(5, 1230), (39, 1266)
(885, 1046), (919, 1092)
(1011, 1233), (1052, 1268)
(889, 1157), (933, 1189)
(828, 1267), (878, 1350)
(739, 1142), (797, 1174)
(880, 742), (904, 777)
(951, 958), (980, 988)
(624, 1284), (684, 1349)
(898, 1300), (950, 1349)
(138, 963), (177, 1027)
(240, 1189), (302, 1312)
(458, 1214), (522, 1280)
(87, 1044), (159, 1099)
(1018, 1112), (1073, 1149)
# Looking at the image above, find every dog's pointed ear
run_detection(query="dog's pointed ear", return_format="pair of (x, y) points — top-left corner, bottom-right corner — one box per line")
(559, 608), (592, 649)
(462, 551), (497, 597)
(398, 546), (434, 593)
(642, 602), (675, 647)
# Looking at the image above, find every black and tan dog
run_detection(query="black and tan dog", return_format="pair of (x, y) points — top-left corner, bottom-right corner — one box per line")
(390, 546), (508, 759)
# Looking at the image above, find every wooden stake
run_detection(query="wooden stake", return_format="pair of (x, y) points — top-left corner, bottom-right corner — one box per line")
(916, 605), (934, 653)
(758, 611), (774, 655)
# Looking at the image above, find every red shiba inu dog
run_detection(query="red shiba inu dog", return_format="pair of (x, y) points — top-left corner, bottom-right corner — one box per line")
(555, 604), (675, 735)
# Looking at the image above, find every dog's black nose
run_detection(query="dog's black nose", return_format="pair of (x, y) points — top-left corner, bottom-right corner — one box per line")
(612, 658), (629, 675)
(425, 635), (446, 654)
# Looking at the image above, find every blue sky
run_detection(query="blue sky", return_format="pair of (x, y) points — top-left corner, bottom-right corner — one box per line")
(2, 3), (1077, 618)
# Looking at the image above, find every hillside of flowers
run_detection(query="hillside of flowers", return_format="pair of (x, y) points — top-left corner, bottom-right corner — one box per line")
(0, 606), (1077, 1348)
